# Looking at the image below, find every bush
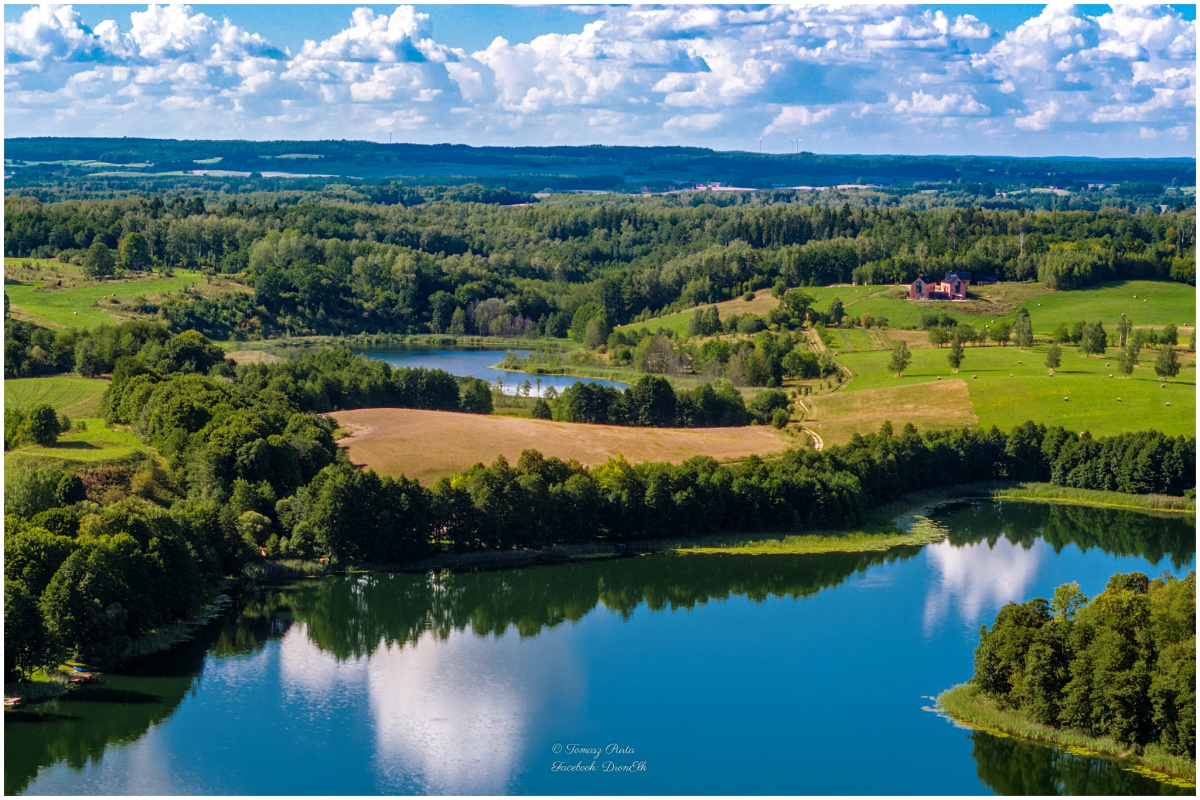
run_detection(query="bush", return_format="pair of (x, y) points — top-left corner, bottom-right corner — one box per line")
(461, 378), (494, 414)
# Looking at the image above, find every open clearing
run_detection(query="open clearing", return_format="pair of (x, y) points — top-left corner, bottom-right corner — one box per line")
(331, 407), (791, 483)
(5, 418), (148, 467)
(805, 380), (978, 446)
(5, 377), (109, 417)
(836, 342), (1196, 438)
(3, 260), (207, 328)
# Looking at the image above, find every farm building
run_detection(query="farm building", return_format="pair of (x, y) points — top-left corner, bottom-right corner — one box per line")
(906, 271), (999, 300)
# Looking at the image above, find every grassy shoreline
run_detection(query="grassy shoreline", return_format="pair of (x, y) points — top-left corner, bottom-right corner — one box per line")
(992, 483), (1196, 513)
(937, 683), (1196, 788)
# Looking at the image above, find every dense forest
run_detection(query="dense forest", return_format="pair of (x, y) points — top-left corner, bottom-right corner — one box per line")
(971, 571), (1195, 758)
(5, 326), (1195, 679)
(5, 194), (1194, 340)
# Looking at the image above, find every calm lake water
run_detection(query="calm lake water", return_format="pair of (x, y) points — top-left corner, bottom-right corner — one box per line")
(352, 346), (627, 396)
(6, 501), (1195, 796)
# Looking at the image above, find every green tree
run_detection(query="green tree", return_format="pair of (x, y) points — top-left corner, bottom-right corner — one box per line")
(82, 238), (116, 279)
(461, 378), (494, 414)
(449, 307), (467, 336)
(5, 580), (59, 681)
(117, 232), (153, 272)
(947, 335), (965, 372)
(1051, 322), (1071, 343)
(17, 403), (63, 446)
(782, 289), (816, 320)
(531, 398), (552, 419)
(1116, 314), (1132, 348)
(1160, 323), (1178, 346)
(990, 320), (1013, 346)
(1116, 342), (1139, 377)
(888, 341), (911, 377)
(827, 297), (844, 326)
(1013, 308), (1034, 348)
(1154, 345), (1180, 379)
(1045, 342), (1061, 375)
(583, 313), (611, 349)
(928, 326), (949, 347)
(1081, 321), (1107, 357)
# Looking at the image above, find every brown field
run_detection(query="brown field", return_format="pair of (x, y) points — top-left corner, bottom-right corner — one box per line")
(883, 329), (932, 349)
(330, 408), (792, 483)
(804, 379), (977, 446)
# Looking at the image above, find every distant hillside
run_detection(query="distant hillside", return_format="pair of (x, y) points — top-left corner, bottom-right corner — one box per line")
(6, 138), (1195, 194)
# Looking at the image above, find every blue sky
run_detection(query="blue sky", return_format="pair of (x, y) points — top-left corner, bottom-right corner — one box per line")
(4, 4), (1196, 157)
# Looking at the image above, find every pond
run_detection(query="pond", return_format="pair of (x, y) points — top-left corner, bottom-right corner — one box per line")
(352, 346), (627, 396)
(6, 500), (1195, 795)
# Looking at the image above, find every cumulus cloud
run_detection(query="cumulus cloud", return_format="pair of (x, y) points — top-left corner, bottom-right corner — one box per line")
(2, 3), (1194, 155)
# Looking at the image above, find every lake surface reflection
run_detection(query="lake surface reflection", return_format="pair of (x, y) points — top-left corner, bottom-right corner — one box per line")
(6, 501), (1194, 795)
(352, 346), (627, 396)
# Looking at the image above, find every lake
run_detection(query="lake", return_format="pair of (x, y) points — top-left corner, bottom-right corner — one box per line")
(6, 500), (1195, 795)
(352, 346), (627, 396)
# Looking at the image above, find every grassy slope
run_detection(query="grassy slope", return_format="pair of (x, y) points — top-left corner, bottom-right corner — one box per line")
(1027, 280), (1196, 333)
(4, 262), (204, 328)
(5, 418), (148, 466)
(835, 342), (1195, 438)
(5, 376), (109, 417)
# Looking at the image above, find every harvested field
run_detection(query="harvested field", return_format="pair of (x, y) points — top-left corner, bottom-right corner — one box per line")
(224, 349), (282, 365)
(883, 329), (932, 349)
(804, 380), (977, 446)
(330, 408), (792, 483)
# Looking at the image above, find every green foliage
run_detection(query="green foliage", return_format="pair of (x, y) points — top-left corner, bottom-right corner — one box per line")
(972, 571), (1196, 757)
(1155, 345), (1181, 379)
(1045, 342), (1062, 372)
(461, 378), (494, 414)
(4, 463), (64, 518)
(947, 336), (965, 371)
(15, 402), (64, 446)
(1014, 308), (1034, 348)
(888, 341), (912, 376)
(531, 398), (553, 419)
(117, 232), (152, 272)
(81, 239), (115, 279)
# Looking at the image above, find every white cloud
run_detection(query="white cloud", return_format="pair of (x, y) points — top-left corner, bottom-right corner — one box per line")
(1015, 99), (1060, 131)
(2, 3), (1194, 154)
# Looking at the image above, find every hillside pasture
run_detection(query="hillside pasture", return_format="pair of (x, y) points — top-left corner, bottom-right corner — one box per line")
(1021, 280), (1195, 334)
(331, 408), (792, 483)
(5, 377), (109, 418)
(804, 380), (977, 446)
(3, 262), (205, 328)
(835, 342), (1195, 438)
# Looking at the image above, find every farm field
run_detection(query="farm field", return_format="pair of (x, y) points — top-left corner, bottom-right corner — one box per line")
(835, 342), (1196, 438)
(1023, 280), (1195, 333)
(3, 260), (204, 328)
(804, 380), (977, 446)
(5, 376), (109, 417)
(331, 407), (791, 483)
(5, 418), (148, 467)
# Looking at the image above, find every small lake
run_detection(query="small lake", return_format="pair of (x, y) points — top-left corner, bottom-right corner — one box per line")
(353, 346), (627, 396)
(6, 501), (1195, 795)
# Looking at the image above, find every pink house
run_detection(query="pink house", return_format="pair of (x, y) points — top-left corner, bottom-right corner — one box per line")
(907, 272), (969, 301)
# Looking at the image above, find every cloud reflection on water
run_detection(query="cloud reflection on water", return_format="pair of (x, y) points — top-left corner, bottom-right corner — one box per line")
(922, 538), (1043, 635)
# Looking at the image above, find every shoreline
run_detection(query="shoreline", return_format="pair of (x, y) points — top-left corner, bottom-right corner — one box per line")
(4, 592), (234, 708)
(936, 683), (1196, 788)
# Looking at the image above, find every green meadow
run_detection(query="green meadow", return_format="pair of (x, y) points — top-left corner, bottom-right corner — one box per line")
(1023, 280), (1195, 333)
(5, 376), (109, 417)
(835, 342), (1196, 438)
(3, 262), (203, 328)
(5, 418), (148, 466)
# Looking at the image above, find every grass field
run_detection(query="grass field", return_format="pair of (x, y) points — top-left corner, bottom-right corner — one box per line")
(331, 408), (792, 483)
(835, 342), (1196, 438)
(3, 260), (205, 328)
(4, 377), (109, 417)
(1024, 280), (1195, 333)
(5, 418), (148, 466)
(805, 379), (978, 446)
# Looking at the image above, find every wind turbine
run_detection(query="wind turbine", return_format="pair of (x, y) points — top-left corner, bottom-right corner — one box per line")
(758, 135), (763, 153)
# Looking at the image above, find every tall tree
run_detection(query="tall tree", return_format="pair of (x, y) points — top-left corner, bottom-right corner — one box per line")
(1014, 308), (1034, 348)
(947, 335), (965, 373)
(1045, 342), (1061, 375)
(82, 238), (116, 279)
(888, 341), (911, 377)
(117, 232), (153, 272)
(1154, 345), (1180, 379)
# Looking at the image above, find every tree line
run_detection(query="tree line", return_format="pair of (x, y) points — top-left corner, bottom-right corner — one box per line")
(972, 571), (1195, 758)
(4, 195), (1193, 341)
